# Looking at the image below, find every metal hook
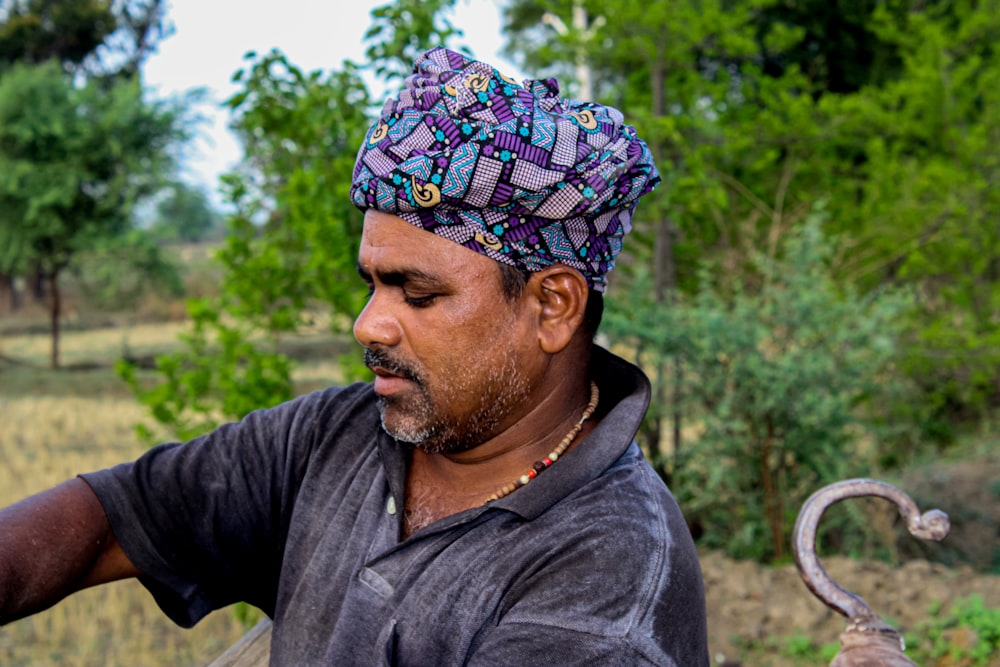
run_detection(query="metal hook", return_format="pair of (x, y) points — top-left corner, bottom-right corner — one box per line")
(792, 478), (950, 620)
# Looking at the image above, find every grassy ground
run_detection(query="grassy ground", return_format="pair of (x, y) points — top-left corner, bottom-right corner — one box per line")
(0, 318), (348, 666)
(0, 395), (254, 666)
(3, 314), (998, 665)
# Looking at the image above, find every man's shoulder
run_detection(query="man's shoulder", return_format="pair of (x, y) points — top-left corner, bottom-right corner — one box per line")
(255, 381), (382, 466)
(554, 449), (690, 556)
(488, 457), (705, 656)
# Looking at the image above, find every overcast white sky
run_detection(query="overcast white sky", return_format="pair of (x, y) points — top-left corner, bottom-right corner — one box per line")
(142, 0), (524, 208)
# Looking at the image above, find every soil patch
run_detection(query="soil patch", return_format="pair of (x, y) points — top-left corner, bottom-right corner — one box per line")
(703, 551), (1000, 665)
(703, 455), (1000, 665)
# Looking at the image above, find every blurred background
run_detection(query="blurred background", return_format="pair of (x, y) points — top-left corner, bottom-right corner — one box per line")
(1, 1), (998, 664)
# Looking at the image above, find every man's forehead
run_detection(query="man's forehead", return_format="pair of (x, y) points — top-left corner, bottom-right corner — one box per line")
(355, 259), (442, 286)
(361, 211), (484, 261)
(358, 210), (499, 283)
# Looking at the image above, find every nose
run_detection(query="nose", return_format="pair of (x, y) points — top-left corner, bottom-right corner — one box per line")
(353, 290), (402, 349)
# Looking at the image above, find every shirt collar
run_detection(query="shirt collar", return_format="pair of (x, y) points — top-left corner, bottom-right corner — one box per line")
(489, 345), (652, 519)
(375, 345), (653, 523)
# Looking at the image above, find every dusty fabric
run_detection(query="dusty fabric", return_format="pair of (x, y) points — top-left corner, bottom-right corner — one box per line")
(82, 347), (708, 666)
(350, 48), (660, 291)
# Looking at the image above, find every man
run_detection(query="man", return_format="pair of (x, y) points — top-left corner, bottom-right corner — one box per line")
(0, 48), (709, 665)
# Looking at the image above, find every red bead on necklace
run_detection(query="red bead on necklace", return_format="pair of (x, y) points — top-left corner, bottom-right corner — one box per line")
(484, 381), (600, 504)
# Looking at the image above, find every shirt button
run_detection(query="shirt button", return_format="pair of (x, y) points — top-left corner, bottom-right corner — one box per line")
(386, 496), (397, 515)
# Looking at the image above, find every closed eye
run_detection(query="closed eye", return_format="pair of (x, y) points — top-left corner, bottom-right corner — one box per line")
(357, 262), (444, 308)
(361, 285), (436, 307)
(404, 293), (437, 308)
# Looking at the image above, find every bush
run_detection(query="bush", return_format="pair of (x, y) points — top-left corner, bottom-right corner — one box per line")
(906, 595), (1000, 666)
(606, 210), (915, 561)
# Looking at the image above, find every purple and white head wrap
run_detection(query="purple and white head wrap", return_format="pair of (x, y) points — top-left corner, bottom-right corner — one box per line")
(350, 47), (660, 292)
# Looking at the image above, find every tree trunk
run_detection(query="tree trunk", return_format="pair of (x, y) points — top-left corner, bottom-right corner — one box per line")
(0, 272), (19, 312)
(571, 3), (593, 101)
(633, 342), (665, 480)
(671, 360), (683, 475)
(31, 264), (46, 304)
(761, 416), (785, 561)
(650, 48), (684, 482)
(48, 269), (61, 369)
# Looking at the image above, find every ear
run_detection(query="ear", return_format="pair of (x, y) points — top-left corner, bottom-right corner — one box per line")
(526, 265), (589, 354)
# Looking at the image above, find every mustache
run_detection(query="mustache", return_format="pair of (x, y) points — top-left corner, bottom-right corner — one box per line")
(364, 348), (421, 383)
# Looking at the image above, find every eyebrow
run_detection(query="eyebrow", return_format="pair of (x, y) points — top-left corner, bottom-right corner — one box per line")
(356, 262), (444, 288)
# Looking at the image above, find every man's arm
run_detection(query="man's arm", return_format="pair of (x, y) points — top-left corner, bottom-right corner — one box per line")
(0, 477), (140, 624)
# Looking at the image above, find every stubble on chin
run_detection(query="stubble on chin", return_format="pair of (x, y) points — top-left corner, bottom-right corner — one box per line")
(366, 347), (437, 445)
(378, 351), (531, 456)
(377, 390), (438, 448)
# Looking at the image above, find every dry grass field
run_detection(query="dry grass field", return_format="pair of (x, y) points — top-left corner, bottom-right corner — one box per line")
(3, 316), (999, 666)
(0, 319), (346, 666)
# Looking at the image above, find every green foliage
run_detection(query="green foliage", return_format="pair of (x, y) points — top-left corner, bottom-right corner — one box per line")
(754, 0), (907, 93)
(223, 50), (371, 330)
(780, 632), (839, 663)
(828, 2), (1000, 436)
(0, 0), (171, 77)
(231, 601), (264, 631)
(124, 49), (375, 436)
(150, 182), (222, 243)
(736, 597), (1000, 667)
(0, 0), (115, 69)
(503, 0), (846, 478)
(0, 59), (181, 366)
(72, 228), (183, 310)
(606, 213), (913, 561)
(128, 3), (469, 438)
(905, 595), (1000, 666)
(118, 299), (293, 442)
(733, 632), (839, 665)
(502, 4), (1000, 563)
(364, 0), (465, 83)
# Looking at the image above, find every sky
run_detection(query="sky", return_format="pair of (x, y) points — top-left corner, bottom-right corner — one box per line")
(142, 0), (525, 208)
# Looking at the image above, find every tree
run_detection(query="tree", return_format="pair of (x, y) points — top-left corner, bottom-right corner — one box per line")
(72, 227), (183, 311)
(501, 1), (1000, 563)
(0, 60), (181, 367)
(0, 0), (115, 70)
(0, 0), (171, 78)
(818, 2), (1000, 436)
(220, 50), (372, 333)
(606, 214), (912, 562)
(504, 0), (1000, 445)
(753, 0), (906, 93)
(150, 181), (222, 243)
(123, 50), (374, 438)
(100, 0), (172, 78)
(0, 0), (183, 365)
(126, 0), (474, 437)
(503, 0), (815, 479)
(363, 0), (464, 83)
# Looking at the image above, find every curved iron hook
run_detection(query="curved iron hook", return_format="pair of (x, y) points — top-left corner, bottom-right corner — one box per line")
(793, 478), (950, 620)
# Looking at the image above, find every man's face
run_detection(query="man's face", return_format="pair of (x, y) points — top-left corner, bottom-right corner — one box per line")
(354, 211), (539, 454)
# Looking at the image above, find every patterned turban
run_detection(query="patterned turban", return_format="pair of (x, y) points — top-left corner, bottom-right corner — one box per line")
(350, 47), (660, 292)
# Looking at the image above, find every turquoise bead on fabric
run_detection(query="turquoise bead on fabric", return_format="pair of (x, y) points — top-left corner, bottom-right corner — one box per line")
(350, 48), (660, 292)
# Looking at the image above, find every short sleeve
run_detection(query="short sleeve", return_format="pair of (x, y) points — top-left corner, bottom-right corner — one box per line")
(80, 387), (342, 627)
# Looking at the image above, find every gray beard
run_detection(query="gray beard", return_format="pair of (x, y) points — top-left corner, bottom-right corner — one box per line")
(376, 350), (530, 455)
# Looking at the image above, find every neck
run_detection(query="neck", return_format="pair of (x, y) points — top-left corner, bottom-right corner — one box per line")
(432, 375), (594, 474)
(402, 374), (597, 536)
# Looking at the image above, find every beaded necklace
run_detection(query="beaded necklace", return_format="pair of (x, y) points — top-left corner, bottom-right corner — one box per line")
(483, 380), (600, 504)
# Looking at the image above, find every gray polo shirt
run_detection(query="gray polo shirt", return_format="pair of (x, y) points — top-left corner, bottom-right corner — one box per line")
(83, 346), (709, 665)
